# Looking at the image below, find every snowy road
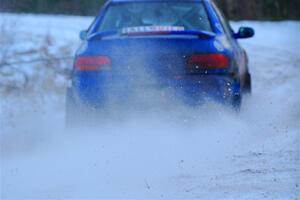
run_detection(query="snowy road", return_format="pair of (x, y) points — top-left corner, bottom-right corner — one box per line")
(0, 14), (299, 199)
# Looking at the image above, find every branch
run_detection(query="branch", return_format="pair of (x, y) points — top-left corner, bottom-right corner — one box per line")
(0, 56), (74, 68)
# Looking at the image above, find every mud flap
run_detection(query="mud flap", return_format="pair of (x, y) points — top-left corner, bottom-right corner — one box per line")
(231, 81), (242, 110)
(243, 73), (252, 94)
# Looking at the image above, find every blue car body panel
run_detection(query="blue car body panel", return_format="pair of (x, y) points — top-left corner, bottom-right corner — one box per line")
(70, 0), (251, 108)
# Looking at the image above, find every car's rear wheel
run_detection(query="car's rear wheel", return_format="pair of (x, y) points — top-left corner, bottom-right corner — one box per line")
(243, 73), (252, 94)
(66, 89), (107, 128)
(65, 88), (79, 127)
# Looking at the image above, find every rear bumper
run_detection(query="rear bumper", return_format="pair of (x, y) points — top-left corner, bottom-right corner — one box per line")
(70, 74), (240, 108)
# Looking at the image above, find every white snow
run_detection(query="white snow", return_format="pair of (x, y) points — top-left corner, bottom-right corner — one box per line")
(0, 14), (299, 199)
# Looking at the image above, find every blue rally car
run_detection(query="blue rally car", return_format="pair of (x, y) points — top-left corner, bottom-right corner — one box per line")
(66, 0), (254, 121)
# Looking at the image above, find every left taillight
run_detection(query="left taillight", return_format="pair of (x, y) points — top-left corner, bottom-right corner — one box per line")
(75, 56), (112, 71)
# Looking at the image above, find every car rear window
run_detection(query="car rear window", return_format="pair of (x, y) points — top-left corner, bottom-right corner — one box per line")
(96, 2), (212, 33)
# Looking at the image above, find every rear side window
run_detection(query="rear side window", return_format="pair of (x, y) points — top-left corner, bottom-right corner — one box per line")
(96, 2), (212, 33)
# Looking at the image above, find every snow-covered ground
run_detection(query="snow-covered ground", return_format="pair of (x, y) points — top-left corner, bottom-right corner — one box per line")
(0, 14), (299, 199)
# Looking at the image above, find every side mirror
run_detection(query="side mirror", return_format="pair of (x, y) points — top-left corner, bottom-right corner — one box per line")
(234, 27), (255, 39)
(79, 30), (88, 40)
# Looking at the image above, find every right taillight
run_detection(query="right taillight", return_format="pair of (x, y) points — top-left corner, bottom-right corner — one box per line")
(187, 54), (229, 72)
(75, 56), (112, 71)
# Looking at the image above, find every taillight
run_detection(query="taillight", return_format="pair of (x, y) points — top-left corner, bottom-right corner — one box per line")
(188, 54), (229, 72)
(75, 56), (112, 71)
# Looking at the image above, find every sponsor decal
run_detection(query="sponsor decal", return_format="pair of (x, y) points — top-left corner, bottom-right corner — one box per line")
(121, 26), (185, 34)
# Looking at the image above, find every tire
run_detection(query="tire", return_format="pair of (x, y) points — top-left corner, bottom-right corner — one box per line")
(65, 89), (106, 128)
(243, 73), (252, 94)
(65, 88), (78, 127)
